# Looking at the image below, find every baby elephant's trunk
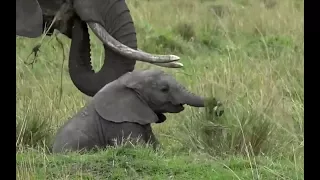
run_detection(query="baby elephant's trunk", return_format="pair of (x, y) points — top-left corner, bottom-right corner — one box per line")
(178, 85), (205, 107)
(182, 92), (205, 107)
(177, 84), (224, 117)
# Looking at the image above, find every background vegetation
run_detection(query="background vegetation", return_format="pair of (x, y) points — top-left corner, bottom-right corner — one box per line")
(16, 0), (304, 179)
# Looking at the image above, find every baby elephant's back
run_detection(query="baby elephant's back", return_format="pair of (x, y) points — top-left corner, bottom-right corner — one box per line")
(52, 104), (101, 153)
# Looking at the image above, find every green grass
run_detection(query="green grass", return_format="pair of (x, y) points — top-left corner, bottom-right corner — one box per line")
(16, 0), (304, 179)
(17, 147), (303, 180)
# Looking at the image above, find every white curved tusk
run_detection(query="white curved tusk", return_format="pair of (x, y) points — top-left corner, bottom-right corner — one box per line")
(136, 49), (184, 68)
(88, 22), (180, 63)
(151, 62), (184, 68)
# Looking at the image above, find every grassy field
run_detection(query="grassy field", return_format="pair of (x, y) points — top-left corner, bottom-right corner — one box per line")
(16, 0), (304, 179)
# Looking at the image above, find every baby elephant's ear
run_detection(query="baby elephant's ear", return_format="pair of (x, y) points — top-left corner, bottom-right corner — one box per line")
(93, 81), (159, 125)
(16, 0), (43, 38)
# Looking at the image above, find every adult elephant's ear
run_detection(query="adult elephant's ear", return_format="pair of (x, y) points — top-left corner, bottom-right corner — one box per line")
(92, 73), (159, 125)
(16, 0), (43, 38)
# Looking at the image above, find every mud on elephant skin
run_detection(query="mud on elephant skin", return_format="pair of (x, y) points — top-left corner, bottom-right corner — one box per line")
(52, 69), (224, 153)
(16, 0), (183, 97)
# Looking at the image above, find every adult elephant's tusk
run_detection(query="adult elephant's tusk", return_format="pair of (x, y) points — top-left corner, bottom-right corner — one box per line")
(87, 22), (180, 64)
(150, 62), (184, 68)
(136, 49), (184, 68)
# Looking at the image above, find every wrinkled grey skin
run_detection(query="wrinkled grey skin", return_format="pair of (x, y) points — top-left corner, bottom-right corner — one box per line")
(16, 0), (181, 97)
(52, 69), (223, 153)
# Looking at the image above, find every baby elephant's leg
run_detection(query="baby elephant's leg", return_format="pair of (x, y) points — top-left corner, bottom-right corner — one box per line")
(144, 125), (160, 150)
(108, 123), (159, 149)
(53, 130), (99, 153)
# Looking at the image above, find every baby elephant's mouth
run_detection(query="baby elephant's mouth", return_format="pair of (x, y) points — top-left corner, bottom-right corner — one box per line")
(169, 103), (185, 113)
(176, 104), (185, 112)
(154, 104), (185, 124)
(155, 113), (166, 124)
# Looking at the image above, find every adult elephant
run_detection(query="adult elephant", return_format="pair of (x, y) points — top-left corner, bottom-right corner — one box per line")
(16, 0), (183, 96)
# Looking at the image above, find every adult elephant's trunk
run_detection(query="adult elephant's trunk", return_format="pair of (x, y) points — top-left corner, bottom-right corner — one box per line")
(69, 19), (110, 96)
(69, 0), (181, 96)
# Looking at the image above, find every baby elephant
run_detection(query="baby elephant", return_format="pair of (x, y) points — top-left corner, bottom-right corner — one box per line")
(52, 69), (223, 153)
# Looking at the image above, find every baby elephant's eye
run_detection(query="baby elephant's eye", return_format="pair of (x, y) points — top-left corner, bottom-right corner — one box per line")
(160, 85), (169, 93)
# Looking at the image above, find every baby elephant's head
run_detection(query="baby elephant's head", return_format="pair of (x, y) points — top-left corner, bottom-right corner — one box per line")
(120, 70), (205, 114)
(93, 69), (223, 125)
